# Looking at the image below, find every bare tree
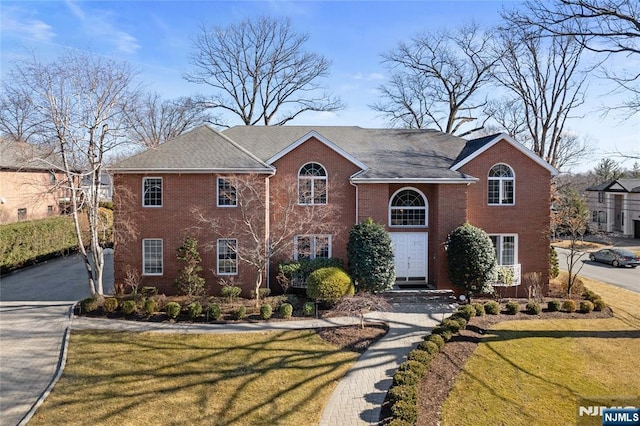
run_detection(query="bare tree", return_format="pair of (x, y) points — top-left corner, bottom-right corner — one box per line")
(185, 16), (343, 126)
(490, 23), (589, 169)
(4, 51), (139, 296)
(126, 92), (214, 148)
(0, 82), (43, 143)
(193, 174), (344, 307)
(373, 22), (498, 136)
(556, 187), (590, 296)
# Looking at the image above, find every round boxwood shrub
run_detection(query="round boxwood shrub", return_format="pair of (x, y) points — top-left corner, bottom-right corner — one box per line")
(260, 304), (273, 320)
(579, 300), (594, 313)
(391, 399), (418, 424)
(472, 302), (485, 316)
(562, 300), (576, 313)
(208, 303), (221, 320)
(440, 318), (461, 333)
(417, 340), (439, 356)
(449, 315), (468, 330)
(505, 301), (520, 315)
(407, 349), (432, 365)
(279, 303), (293, 319)
(526, 301), (541, 315)
(235, 305), (247, 320)
(431, 326), (453, 342)
(456, 305), (476, 321)
(582, 289), (597, 302)
(398, 360), (427, 378)
(165, 302), (181, 319)
(306, 267), (355, 302)
(547, 300), (561, 312)
(426, 333), (445, 350)
(81, 297), (98, 313)
(593, 298), (606, 311)
(221, 285), (242, 301)
(188, 302), (203, 320)
(388, 384), (417, 403)
(484, 301), (500, 315)
(302, 301), (315, 316)
(103, 297), (118, 313)
(392, 370), (419, 387)
(122, 299), (137, 315)
(143, 299), (157, 316)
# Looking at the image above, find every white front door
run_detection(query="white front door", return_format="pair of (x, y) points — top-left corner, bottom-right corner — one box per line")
(390, 233), (428, 281)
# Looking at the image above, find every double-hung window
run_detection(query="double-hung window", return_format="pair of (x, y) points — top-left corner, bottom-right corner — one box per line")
(142, 239), (163, 275)
(217, 239), (238, 275)
(488, 164), (514, 205)
(294, 235), (331, 260)
(489, 235), (517, 266)
(217, 178), (237, 207)
(298, 163), (327, 205)
(143, 177), (162, 207)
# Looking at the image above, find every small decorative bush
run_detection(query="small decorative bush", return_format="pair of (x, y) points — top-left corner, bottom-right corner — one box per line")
(440, 318), (461, 333)
(484, 301), (500, 315)
(526, 302), (541, 315)
(431, 326), (453, 342)
(579, 300), (594, 313)
(81, 297), (98, 313)
(426, 333), (445, 350)
(250, 288), (271, 300)
(505, 301), (520, 315)
(143, 299), (157, 316)
(235, 305), (247, 320)
(388, 384), (417, 403)
(188, 302), (203, 320)
(302, 301), (315, 316)
(221, 285), (242, 302)
(407, 349), (432, 365)
(449, 316), (468, 330)
(472, 302), (485, 316)
(279, 303), (293, 319)
(562, 299), (576, 313)
(393, 369), (420, 387)
(391, 399), (418, 424)
(260, 304), (273, 320)
(582, 289), (597, 301)
(398, 360), (428, 378)
(141, 286), (158, 297)
(122, 300), (137, 315)
(165, 302), (181, 319)
(593, 298), (606, 311)
(306, 267), (355, 302)
(417, 340), (439, 356)
(456, 305), (476, 321)
(547, 300), (561, 312)
(208, 303), (221, 320)
(103, 297), (118, 313)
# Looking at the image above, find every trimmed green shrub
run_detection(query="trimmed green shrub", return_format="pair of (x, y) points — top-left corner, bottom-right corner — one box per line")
(593, 298), (606, 311)
(391, 399), (418, 424)
(398, 360), (427, 378)
(81, 297), (98, 313)
(103, 297), (118, 313)
(562, 299), (576, 313)
(143, 299), (157, 316)
(388, 384), (417, 403)
(277, 257), (343, 289)
(306, 267), (354, 302)
(235, 305), (247, 320)
(431, 326), (453, 342)
(417, 340), (439, 356)
(279, 303), (293, 319)
(449, 315), (468, 330)
(579, 300), (594, 313)
(484, 301), (500, 315)
(440, 318), (461, 333)
(188, 302), (203, 320)
(407, 349), (432, 365)
(548, 300), (562, 312)
(141, 286), (158, 297)
(347, 218), (395, 293)
(550, 246), (560, 278)
(250, 288), (271, 300)
(472, 302), (485, 316)
(221, 285), (242, 302)
(392, 370), (419, 387)
(122, 300), (136, 315)
(505, 301), (520, 315)
(526, 302), (541, 315)
(260, 304), (273, 320)
(456, 305), (476, 321)
(426, 333), (445, 350)
(302, 301), (315, 316)
(582, 289), (597, 302)
(208, 303), (221, 320)
(165, 302), (181, 319)
(174, 236), (206, 297)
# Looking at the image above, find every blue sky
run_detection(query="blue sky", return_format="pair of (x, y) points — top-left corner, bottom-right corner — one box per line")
(1, 0), (638, 172)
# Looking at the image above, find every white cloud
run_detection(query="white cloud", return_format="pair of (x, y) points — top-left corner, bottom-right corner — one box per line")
(1, 8), (56, 42)
(351, 72), (385, 81)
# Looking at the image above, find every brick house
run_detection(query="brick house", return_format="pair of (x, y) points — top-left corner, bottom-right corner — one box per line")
(112, 126), (557, 297)
(0, 139), (68, 224)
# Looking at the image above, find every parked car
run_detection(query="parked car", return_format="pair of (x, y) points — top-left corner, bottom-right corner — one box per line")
(588, 249), (640, 268)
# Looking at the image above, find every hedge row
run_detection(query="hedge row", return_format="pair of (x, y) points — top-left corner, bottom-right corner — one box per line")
(0, 216), (78, 272)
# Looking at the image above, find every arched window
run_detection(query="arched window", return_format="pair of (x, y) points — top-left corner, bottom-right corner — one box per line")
(488, 164), (514, 205)
(298, 163), (327, 205)
(389, 188), (428, 227)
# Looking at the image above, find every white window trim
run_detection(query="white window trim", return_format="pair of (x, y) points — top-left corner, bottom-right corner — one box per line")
(488, 163), (515, 206)
(142, 238), (163, 276)
(297, 162), (328, 206)
(217, 238), (238, 276)
(142, 177), (163, 208)
(388, 187), (429, 228)
(294, 234), (332, 260)
(216, 177), (237, 208)
(489, 234), (518, 266)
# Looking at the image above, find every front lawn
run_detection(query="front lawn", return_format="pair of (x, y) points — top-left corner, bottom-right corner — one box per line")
(439, 277), (640, 426)
(29, 329), (363, 425)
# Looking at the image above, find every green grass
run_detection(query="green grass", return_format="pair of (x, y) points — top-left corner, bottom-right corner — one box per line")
(30, 330), (358, 425)
(441, 277), (640, 426)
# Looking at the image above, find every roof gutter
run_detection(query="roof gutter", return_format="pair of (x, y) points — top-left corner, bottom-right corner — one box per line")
(109, 167), (276, 175)
(349, 177), (478, 184)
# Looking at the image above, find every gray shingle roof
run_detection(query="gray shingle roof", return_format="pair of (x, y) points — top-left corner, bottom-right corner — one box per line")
(0, 139), (63, 171)
(587, 178), (640, 193)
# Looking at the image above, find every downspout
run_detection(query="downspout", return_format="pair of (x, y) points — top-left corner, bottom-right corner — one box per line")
(265, 171), (274, 289)
(349, 179), (359, 225)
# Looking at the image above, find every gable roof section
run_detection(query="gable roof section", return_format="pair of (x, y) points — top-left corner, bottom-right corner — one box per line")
(0, 139), (63, 171)
(586, 178), (640, 193)
(451, 133), (558, 176)
(112, 126), (273, 174)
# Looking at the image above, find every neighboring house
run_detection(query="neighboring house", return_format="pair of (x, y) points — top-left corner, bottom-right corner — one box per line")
(0, 139), (68, 224)
(81, 172), (113, 203)
(586, 178), (640, 238)
(111, 126), (557, 297)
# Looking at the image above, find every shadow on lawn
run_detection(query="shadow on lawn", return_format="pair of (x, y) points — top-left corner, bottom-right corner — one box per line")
(480, 328), (640, 343)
